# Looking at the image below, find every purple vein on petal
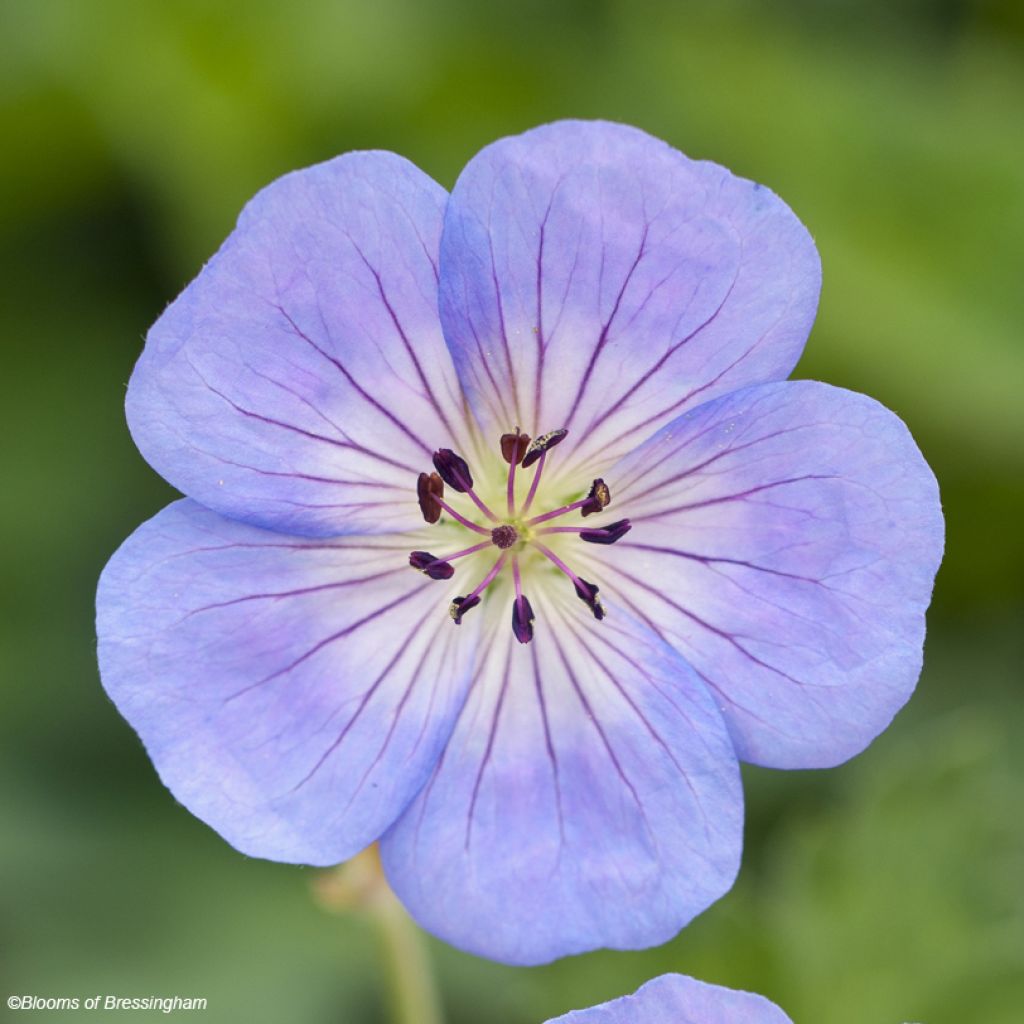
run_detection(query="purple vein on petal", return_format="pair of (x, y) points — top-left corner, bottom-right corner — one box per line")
(224, 582), (432, 703)
(617, 542), (823, 584)
(547, 626), (658, 850)
(404, 624), (460, 765)
(465, 639), (514, 850)
(408, 611), (505, 861)
(568, 622), (711, 845)
(632, 475), (842, 522)
(340, 623), (457, 810)
(601, 577), (788, 737)
(272, 303), (433, 456)
(191, 445), (406, 489)
(179, 567), (407, 623)
(603, 562), (824, 694)
(242, 359), (361, 444)
(346, 236), (460, 440)
(291, 603), (438, 794)
(595, 332), (763, 456)
(578, 272), (736, 442)
(563, 225), (650, 430)
(531, 180), (566, 428)
(186, 355), (421, 474)
(608, 407), (748, 497)
(487, 224), (523, 422)
(618, 424), (812, 505)
(530, 638), (566, 845)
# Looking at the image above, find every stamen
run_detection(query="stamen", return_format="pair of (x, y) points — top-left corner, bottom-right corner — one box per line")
(408, 551), (455, 579)
(580, 478), (611, 517)
(511, 557), (534, 643)
(511, 594), (535, 643)
(449, 552), (508, 624)
(521, 428), (567, 469)
(449, 595), (480, 623)
(500, 428), (531, 466)
(433, 448), (498, 522)
(432, 449), (474, 492)
(521, 427), (568, 515)
(432, 496), (492, 536)
(572, 577), (605, 620)
(416, 471), (445, 524)
(501, 427), (531, 516)
(408, 540), (492, 579)
(418, 424), (623, 633)
(532, 542), (605, 620)
(521, 450), (548, 515)
(526, 478), (611, 526)
(538, 519), (632, 545)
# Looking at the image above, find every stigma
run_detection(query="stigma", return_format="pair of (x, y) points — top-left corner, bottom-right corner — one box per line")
(409, 427), (631, 644)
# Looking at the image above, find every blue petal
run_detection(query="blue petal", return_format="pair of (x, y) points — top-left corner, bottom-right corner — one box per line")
(127, 153), (469, 537)
(594, 381), (944, 769)
(438, 120), (820, 475)
(545, 973), (793, 1023)
(96, 500), (479, 864)
(380, 585), (742, 965)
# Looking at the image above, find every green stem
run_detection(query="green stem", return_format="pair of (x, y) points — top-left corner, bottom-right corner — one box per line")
(368, 891), (444, 1024)
(312, 847), (445, 1024)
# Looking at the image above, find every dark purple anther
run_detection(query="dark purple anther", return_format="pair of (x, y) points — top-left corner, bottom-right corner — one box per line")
(511, 595), (535, 644)
(580, 478), (611, 517)
(500, 428), (531, 466)
(449, 594), (481, 624)
(491, 524), (518, 549)
(579, 518), (631, 545)
(521, 428), (568, 469)
(409, 551), (455, 580)
(417, 471), (444, 524)
(432, 448), (474, 492)
(572, 577), (605, 620)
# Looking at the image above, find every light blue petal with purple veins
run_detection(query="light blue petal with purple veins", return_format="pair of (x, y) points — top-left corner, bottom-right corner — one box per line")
(545, 973), (793, 1024)
(96, 499), (479, 864)
(437, 120), (820, 476)
(127, 153), (471, 537)
(594, 380), (944, 769)
(380, 585), (743, 966)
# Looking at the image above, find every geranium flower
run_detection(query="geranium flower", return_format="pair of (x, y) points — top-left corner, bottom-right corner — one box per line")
(97, 121), (943, 966)
(545, 973), (793, 1023)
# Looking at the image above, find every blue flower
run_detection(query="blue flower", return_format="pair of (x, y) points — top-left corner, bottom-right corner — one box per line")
(545, 973), (793, 1023)
(97, 121), (944, 965)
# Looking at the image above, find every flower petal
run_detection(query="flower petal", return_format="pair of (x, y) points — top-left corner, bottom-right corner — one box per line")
(593, 381), (944, 769)
(380, 584), (742, 965)
(438, 120), (819, 476)
(545, 973), (793, 1024)
(127, 153), (469, 537)
(96, 499), (479, 864)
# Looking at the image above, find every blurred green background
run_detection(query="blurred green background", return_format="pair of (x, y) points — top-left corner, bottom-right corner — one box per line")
(2, 0), (1022, 1021)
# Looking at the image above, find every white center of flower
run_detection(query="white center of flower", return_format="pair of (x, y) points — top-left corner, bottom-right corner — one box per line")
(410, 428), (630, 643)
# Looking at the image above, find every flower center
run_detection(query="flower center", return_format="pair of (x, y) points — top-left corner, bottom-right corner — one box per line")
(490, 524), (519, 549)
(409, 427), (631, 644)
